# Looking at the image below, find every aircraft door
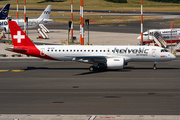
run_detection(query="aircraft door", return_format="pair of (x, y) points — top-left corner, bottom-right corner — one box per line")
(152, 49), (156, 57)
(40, 48), (45, 56)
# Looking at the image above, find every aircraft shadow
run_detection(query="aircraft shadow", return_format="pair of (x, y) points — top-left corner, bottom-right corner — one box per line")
(23, 67), (88, 71)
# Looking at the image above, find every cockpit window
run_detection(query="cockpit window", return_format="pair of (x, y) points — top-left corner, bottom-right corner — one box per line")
(143, 34), (148, 36)
(161, 49), (168, 52)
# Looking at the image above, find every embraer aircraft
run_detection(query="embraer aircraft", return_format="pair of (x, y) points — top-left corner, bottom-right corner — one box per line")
(0, 5), (52, 33)
(137, 28), (180, 45)
(6, 21), (176, 71)
(0, 4), (10, 19)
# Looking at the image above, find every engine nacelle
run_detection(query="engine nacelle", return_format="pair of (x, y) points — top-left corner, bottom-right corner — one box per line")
(106, 58), (124, 69)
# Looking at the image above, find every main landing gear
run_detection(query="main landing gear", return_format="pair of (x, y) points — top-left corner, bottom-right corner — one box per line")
(89, 63), (106, 71)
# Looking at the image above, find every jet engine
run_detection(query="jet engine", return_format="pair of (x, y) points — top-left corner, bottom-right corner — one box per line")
(106, 58), (124, 69)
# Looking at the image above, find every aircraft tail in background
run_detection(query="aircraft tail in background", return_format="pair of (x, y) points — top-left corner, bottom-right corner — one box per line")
(0, 4), (10, 19)
(38, 5), (52, 20)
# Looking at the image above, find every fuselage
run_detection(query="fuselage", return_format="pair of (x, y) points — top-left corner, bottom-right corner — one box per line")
(12, 45), (176, 63)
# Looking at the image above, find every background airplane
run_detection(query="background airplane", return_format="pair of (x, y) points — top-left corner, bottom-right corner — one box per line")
(0, 4), (10, 20)
(137, 24), (180, 45)
(0, 5), (53, 33)
(6, 21), (176, 71)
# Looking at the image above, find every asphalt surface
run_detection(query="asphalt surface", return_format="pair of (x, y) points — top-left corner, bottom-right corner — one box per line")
(37, 18), (180, 34)
(0, 57), (180, 115)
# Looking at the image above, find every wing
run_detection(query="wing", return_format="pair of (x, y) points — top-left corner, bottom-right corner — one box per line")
(72, 56), (106, 63)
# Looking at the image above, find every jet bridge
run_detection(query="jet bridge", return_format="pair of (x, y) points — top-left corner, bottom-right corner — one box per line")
(148, 30), (167, 48)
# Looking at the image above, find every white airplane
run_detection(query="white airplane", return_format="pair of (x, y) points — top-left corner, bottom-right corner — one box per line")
(0, 5), (53, 33)
(137, 24), (180, 45)
(6, 21), (176, 71)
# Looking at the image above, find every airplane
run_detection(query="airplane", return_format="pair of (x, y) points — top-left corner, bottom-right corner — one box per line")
(6, 21), (176, 71)
(137, 24), (180, 45)
(0, 4), (10, 20)
(0, 5), (53, 33)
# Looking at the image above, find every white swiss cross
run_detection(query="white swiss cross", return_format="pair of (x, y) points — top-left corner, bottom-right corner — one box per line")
(14, 31), (25, 43)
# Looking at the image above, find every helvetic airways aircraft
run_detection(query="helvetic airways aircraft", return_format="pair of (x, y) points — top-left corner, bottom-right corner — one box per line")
(0, 5), (52, 33)
(6, 21), (176, 71)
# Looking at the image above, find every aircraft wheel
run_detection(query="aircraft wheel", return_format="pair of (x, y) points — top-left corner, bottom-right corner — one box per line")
(153, 64), (157, 70)
(89, 66), (95, 71)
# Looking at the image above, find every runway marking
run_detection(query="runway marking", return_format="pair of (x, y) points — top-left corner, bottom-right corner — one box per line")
(0, 92), (180, 94)
(98, 25), (112, 27)
(12, 70), (24, 72)
(118, 24), (126, 27)
(0, 70), (8, 72)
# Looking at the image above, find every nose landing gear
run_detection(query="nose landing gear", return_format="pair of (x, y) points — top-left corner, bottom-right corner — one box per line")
(153, 62), (158, 70)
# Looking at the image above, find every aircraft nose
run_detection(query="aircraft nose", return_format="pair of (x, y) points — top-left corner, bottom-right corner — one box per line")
(171, 54), (176, 60)
(137, 36), (141, 40)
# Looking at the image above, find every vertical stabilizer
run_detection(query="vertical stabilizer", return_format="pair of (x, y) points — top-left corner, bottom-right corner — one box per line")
(0, 4), (10, 19)
(8, 21), (34, 46)
(38, 5), (52, 19)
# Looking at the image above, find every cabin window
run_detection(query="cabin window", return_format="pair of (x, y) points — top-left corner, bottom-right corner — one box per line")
(92, 50), (94, 52)
(80, 50), (82, 52)
(96, 50), (98, 52)
(55, 50), (57, 52)
(63, 50), (65, 52)
(88, 50), (90, 52)
(47, 50), (49, 52)
(77, 50), (79, 52)
(100, 50), (102, 52)
(84, 50), (86, 52)
(66, 50), (68, 52)
(74, 50), (76, 52)
(51, 50), (53, 52)
(59, 50), (61, 52)
(70, 50), (72, 52)
(104, 50), (105, 52)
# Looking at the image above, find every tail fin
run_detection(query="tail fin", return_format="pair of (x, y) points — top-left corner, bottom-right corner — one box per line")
(171, 23), (174, 29)
(8, 21), (35, 46)
(38, 5), (52, 19)
(0, 4), (10, 19)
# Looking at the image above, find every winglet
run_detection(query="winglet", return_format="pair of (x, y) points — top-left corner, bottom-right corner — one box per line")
(8, 21), (35, 46)
(0, 4), (10, 19)
(171, 23), (174, 29)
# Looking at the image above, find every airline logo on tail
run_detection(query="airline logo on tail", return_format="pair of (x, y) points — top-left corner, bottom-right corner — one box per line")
(14, 31), (25, 43)
(0, 4), (10, 19)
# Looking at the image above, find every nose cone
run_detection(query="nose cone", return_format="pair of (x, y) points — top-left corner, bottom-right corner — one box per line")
(171, 54), (176, 60)
(137, 36), (141, 40)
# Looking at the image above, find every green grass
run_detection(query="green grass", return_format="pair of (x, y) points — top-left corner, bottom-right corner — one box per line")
(0, 0), (180, 12)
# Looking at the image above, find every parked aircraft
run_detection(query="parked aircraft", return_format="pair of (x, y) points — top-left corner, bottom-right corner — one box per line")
(137, 28), (180, 45)
(6, 21), (176, 71)
(0, 5), (52, 33)
(0, 4), (10, 19)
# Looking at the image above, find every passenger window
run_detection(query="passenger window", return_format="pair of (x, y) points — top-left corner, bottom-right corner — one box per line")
(96, 50), (98, 52)
(80, 50), (82, 52)
(70, 50), (72, 52)
(84, 50), (86, 52)
(88, 50), (90, 52)
(104, 50), (105, 52)
(51, 50), (53, 52)
(55, 50), (57, 52)
(74, 50), (75, 52)
(92, 50), (93, 52)
(67, 50), (68, 52)
(63, 50), (65, 52)
(59, 50), (61, 52)
(48, 50), (49, 52)
(77, 50), (79, 52)
(100, 50), (102, 52)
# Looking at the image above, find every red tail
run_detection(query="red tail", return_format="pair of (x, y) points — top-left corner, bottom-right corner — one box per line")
(171, 23), (174, 29)
(8, 21), (34, 46)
